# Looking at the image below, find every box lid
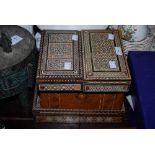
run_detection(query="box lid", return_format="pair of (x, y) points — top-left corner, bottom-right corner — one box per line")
(36, 30), (83, 83)
(81, 30), (131, 82)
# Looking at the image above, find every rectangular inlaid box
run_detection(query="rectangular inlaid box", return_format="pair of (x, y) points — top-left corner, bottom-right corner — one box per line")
(36, 30), (83, 84)
(33, 30), (131, 123)
(81, 30), (131, 92)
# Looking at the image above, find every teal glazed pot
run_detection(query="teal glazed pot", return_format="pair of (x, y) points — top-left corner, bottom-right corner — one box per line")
(0, 25), (36, 100)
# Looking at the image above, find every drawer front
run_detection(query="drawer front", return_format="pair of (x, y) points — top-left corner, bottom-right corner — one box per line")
(39, 83), (82, 91)
(83, 84), (129, 92)
(39, 92), (124, 110)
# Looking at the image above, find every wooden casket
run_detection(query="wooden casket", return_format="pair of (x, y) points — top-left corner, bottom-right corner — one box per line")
(33, 30), (131, 123)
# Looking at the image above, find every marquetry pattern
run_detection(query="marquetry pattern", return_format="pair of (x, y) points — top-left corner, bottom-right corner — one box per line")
(90, 32), (119, 71)
(36, 30), (83, 82)
(83, 84), (129, 92)
(47, 42), (73, 70)
(36, 115), (123, 123)
(39, 83), (81, 91)
(81, 30), (131, 81)
(49, 33), (72, 43)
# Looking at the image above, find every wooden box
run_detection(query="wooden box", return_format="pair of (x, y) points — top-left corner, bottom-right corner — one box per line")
(33, 30), (131, 123)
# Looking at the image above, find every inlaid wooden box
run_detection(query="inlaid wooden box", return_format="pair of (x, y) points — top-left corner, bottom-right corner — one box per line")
(33, 30), (131, 123)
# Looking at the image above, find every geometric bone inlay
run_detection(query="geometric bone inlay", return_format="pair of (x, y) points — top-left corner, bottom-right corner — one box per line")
(47, 43), (73, 70)
(38, 31), (83, 80)
(82, 30), (131, 81)
(90, 32), (119, 71)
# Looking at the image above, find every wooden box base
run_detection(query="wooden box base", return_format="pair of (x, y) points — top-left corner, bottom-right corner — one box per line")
(33, 87), (125, 124)
(39, 92), (124, 110)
